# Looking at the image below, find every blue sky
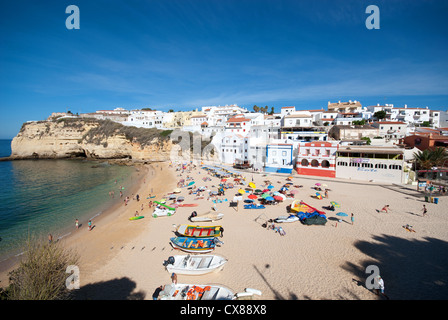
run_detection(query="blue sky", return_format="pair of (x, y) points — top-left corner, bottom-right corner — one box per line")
(1, 0), (447, 139)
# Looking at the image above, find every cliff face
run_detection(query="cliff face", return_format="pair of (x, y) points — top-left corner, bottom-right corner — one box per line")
(10, 119), (175, 162)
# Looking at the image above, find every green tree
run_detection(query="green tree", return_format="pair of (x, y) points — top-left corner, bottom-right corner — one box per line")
(413, 147), (448, 170)
(268, 106), (275, 115)
(373, 110), (387, 120)
(352, 119), (366, 125)
(361, 137), (371, 145)
(253, 105), (260, 112)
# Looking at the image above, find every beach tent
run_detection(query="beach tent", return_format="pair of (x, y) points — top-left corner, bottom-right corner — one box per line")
(302, 215), (327, 226)
(330, 201), (340, 208)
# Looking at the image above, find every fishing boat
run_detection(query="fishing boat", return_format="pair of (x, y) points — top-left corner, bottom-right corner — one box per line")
(176, 224), (223, 238)
(163, 254), (228, 275)
(156, 284), (261, 300)
(170, 237), (222, 254)
(188, 211), (224, 222)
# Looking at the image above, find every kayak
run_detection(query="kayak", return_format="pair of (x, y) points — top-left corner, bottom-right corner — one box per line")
(178, 203), (199, 207)
(129, 216), (145, 221)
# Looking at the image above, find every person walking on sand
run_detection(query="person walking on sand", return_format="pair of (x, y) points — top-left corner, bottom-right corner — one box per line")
(88, 220), (92, 231)
(75, 219), (79, 230)
(380, 205), (390, 213)
(351, 213), (354, 225)
(422, 205), (428, 217)
(374, 276), (389, 300)
(48, 233), (53, 244)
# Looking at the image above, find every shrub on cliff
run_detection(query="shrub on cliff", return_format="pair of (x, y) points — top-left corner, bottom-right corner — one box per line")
(5, 236), (79, 300)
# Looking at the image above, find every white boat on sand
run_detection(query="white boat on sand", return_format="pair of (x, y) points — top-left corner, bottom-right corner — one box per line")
(163, 254), (228, 275)
(156, 283), (261, 300)
(189, 210), (224, 222)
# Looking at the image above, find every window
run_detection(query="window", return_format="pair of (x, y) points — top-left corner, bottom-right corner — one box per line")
(311, 160), (319, 167)
(301, 159), (309, 166)
(282, 151), (287, 156)
(321, 160), (330, 168)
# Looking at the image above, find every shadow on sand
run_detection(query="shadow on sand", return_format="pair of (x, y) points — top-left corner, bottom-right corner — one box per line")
(72, 277), (146, 300)
(342, 234), (448, 300)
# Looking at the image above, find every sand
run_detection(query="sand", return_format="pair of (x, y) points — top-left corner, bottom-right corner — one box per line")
(2, 161), (448, 300)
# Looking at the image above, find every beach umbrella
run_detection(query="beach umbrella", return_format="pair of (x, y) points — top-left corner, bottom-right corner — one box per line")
(290, 189), (299, 195)
(238, 189), (245, 195)
(221, 178), (227, 182)
(248, 194), (258, 200)
(255, 189), (263, 193)
(249, 182), (256, 189)
(336, 212), (348, 217)
(261, 193), (270, 199)
(280, 186), (288, 192)
(273, 196), (283, 201)
(273, 191), (281, 196)
(267, 185), (274, 189)
(265, 196), (275, 201)
(262, 189), (270, 193)
(315, 183), (321, 186)
(168, 194), (176, 199)
(330, 201), (340, 208)
(188, 181), (195, 186)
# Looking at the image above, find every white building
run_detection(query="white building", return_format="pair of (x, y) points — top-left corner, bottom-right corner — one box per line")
(125, 110), (165, 129)
(335, 145), (405, 184)
(282, 113), (313, 127)
(265, 143), (294, 174)
(219, 133), (249, 165)
(371, 121), (407, 140)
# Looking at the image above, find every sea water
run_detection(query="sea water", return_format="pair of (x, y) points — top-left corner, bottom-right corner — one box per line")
(0, 139), (138, 261)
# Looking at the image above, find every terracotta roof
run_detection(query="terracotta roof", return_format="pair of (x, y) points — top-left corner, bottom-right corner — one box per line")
(227, 117), (250, 122)
(377, 121), (406, 124)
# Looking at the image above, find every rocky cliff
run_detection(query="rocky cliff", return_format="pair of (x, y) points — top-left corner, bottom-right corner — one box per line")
(8, 118), (196, 162)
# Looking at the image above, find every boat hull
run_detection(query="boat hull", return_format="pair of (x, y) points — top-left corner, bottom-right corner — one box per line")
(170, 237), (216, 254)
(165, 254), (228, 275)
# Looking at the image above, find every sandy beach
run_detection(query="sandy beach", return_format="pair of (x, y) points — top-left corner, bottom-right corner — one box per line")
(2, 161), (448, 300)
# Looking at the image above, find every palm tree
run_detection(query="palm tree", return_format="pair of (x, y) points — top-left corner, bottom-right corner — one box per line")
(413, 147), (448, 176)
(413, 149), (433, 170)
(429, 147), (448, 167)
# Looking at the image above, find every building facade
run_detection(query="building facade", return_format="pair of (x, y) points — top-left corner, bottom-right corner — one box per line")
(295, 141), (339, 178)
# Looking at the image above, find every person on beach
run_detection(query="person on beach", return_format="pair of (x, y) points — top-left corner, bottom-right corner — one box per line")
(325, 189), (328, 199)
(75, 219), (79, 229)
(88, 220), (92, 231)
(351, 213), (354, 225)
(48, 233), (53, 244)
(380, 205), (389, 213)
(152, 285), (163, 300)
(374, 276), (389, 300)
(171, 273), (177, 284)
(422, 205), (428, 217)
